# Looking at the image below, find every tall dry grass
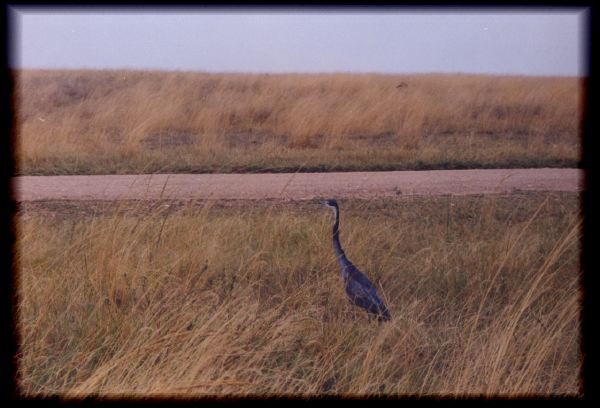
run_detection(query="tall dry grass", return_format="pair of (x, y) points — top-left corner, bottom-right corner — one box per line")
(14, 70), (582, 175)
(16, 193), (581, 396)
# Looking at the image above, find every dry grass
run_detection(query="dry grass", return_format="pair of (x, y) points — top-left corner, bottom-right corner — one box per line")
(16, 193), (581, 397)
(14, 70), (582, 175)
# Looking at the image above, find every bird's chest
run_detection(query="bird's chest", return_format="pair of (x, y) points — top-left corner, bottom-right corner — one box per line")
(339, 265), (352, 282)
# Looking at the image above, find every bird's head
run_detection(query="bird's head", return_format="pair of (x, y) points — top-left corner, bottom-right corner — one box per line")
(320, 199), (338, 208)
(320, 199), (339, 217)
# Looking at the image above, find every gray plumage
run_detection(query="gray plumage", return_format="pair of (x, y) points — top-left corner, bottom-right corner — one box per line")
(321, 199), (391, 322)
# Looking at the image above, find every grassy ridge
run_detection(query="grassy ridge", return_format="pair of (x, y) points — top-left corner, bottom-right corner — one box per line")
(16, 193), (581, 396)
(15, 70), (582, 175)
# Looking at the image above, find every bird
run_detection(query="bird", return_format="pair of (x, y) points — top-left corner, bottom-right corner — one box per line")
(320, 199), (391, 322)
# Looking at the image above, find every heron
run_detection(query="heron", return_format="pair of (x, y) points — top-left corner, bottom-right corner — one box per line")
(320, 199), (391, 322)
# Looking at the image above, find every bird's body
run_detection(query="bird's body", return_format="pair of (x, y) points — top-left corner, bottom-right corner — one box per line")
(321, 199), (391, 322)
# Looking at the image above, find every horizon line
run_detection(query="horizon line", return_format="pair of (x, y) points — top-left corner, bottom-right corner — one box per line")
(11, 67), (585, 79)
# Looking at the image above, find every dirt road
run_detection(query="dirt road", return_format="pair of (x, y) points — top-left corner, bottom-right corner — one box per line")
(12, 168), (582, 202)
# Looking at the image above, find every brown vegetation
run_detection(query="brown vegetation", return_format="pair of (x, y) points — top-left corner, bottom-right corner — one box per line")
(14, 70), (582, 175)
(16, 193), (581, 396)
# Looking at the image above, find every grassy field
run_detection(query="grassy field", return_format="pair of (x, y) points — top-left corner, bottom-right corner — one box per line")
(14, 70), (582, 175)
(16, 193), (581, 396)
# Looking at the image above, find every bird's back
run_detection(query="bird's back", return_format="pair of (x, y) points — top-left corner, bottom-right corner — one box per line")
(341, 261), (391, 321)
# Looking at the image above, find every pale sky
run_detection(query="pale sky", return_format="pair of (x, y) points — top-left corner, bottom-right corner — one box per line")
(10, 7), (588, 76)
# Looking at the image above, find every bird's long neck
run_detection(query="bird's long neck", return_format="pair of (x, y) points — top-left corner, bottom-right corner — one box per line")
(332, 206), (347, 261)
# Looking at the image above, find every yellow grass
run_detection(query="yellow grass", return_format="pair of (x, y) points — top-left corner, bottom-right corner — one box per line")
(14, 70), (582, 175)
(16, 193), (581, 396)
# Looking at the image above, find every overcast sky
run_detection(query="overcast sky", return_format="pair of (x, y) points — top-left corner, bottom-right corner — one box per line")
(10, 7), (588, 76)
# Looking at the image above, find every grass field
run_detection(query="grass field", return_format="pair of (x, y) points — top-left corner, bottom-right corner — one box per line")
(16, 193), (581, 396)
(14, 70), (582, 175)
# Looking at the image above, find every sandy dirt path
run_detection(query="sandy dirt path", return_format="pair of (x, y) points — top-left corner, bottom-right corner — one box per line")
(13, 168), (583, 202)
